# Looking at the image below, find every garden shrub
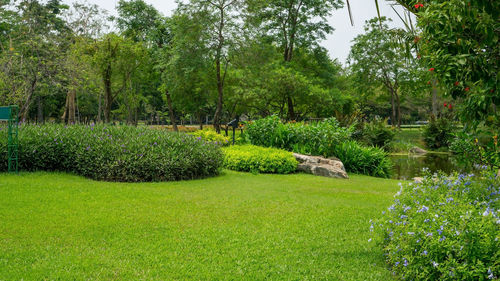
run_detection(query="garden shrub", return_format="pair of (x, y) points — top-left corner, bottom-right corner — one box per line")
(0, 124), (223, 182)
(450, 129), (500, 170)
(359, 118), (395, 150)
(222, 145), (298, 174)
(246, 116), (392, 177)
(191, 129), (230, 146)
(246, 116), (353, 157)
(371, 169), (500, 280)
(333, 141), (392, 178)
(423, 117), (457, 149)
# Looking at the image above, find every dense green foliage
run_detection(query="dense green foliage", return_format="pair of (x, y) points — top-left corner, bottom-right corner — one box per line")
(246, 116), (392, 177)
(0, 124), (223, 181)
(450, 129), (500, 169)
(348, 17), (418, 128)
(222, 145), (297, 174)
(372, 169), (500, 280)
(423, 117), (457, 149)
(246, 116), (353, 157)
(0, 171), (400, 280)
(358, 118), (395, 150)
(333, 141), (392, 178)
(408, 0), (499, 124)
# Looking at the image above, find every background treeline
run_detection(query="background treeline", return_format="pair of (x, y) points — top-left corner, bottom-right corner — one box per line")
(0, 0), (443, 131)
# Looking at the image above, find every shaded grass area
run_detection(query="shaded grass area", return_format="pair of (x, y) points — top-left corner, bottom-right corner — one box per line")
(0, 171), (400, 280)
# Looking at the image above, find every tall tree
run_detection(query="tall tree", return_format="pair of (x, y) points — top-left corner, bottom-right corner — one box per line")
(91, 33), (146, 123)
(348, 17), (413, 128)
(177, 0), (241, 133)
(246, 0), (343, 120)
(0, 0), (70, 121)
(115, 0), (176, 129)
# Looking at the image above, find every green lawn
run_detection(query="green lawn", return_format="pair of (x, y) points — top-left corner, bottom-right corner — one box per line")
(0, 171), (400, 280)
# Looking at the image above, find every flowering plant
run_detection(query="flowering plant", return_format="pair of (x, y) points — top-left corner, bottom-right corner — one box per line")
(371, 169), (499, 280)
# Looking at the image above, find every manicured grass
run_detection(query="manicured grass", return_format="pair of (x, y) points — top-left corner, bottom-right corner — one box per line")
(0, 171), (400, 280)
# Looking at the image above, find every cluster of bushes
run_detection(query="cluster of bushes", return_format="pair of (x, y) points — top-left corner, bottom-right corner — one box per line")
(334, 141), (393, 178)
(0, 124), (223, 182)
(451, 129), (499, 170)
(357, 118), (395, 150)
(222, 145), (297, 174)
(423, 117), (457, 150)
(372, 169), (499, 280)
(246, 116), (352, 157)
(190, 129), (230, 146)
(246, 116), (391, 177)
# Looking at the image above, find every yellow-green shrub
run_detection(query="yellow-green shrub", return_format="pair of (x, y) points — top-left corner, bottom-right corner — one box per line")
(223, 145), (298, 174)
(191, 129), (230, 146)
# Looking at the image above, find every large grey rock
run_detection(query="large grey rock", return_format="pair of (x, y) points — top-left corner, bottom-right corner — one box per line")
(293, 153), (348, 179)
(409, 147), (427, 154)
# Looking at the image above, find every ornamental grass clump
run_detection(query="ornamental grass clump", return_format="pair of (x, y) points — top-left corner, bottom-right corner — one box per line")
(371, 168), (500, 280)
(0, 124), (223, 182)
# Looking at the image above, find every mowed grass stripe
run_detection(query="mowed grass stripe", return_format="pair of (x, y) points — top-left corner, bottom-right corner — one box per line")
(0, 171), (399, 280)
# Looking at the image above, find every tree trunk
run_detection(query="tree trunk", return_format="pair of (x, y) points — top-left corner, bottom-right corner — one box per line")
(97, 92), (102, 123)
(395, 91), (401, 129)
(37, 95), (43, 124)
(62, 90), (76, 124)
(20, 77), (37, 122)
(62, 93), (69, 122)
(431, 79), (438, 117)
(287, 96), (295, 121)
(390, 91), (396, 128)
(103, 61), (112, 123)
(213, 6), (225, 134)
(166, 90), (178, 132)
(198, 112), (203, 130)
(68, 90), (76, 124)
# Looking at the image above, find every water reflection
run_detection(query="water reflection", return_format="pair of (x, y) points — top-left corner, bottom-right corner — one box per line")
(390, 153), (470, 180)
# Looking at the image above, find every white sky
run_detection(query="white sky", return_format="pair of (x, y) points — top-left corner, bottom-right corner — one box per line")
(65, 0), (407, 64)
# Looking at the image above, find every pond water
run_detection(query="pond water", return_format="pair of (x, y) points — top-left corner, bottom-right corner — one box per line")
(389, 153), (472, 180)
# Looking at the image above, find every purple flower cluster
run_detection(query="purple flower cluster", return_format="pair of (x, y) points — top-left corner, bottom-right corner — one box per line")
(371, 169), (500, 279)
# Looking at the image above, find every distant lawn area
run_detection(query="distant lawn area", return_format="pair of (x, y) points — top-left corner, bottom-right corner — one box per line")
(0, 171), (400, 280)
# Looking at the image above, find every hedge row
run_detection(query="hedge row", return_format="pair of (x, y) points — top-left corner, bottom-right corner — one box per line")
(0, 124), (223, 182)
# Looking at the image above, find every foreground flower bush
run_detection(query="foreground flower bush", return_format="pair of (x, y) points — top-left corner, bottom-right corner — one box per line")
(223, 145), (297, 174)
(372, 169), (500, 280)
(0, 124), (223, 182)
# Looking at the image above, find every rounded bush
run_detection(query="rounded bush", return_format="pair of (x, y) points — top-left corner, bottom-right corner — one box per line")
(0, 124), (223, 182)
(190, 129), (230, 146)
(372, 169), (500, 280)
(424, 117), (457, 150)
(223, 145), (298, 174)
